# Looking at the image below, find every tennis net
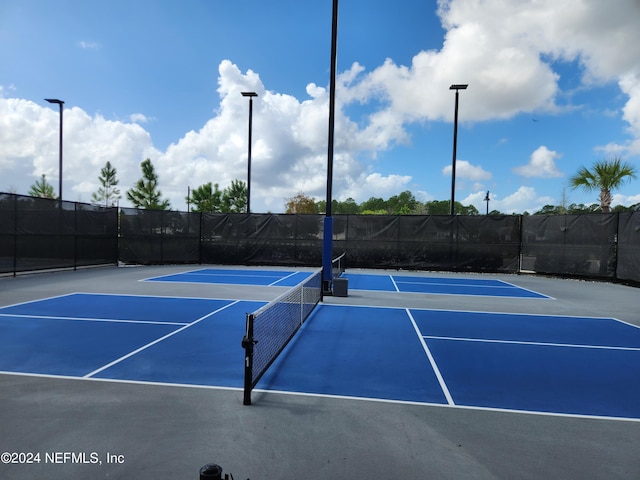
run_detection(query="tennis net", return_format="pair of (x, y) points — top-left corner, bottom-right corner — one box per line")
(242, 268), (323, 405)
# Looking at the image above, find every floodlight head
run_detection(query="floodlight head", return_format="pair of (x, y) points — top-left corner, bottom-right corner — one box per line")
(241, 92), (258, 97)
(449, 84), (468, 90)
(45, 98), (64, 105)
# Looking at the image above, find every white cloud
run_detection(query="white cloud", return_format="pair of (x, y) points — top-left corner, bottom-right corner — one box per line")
(337, 0), (640, 157)
(442, 160), (491, 180)
(0, 84), (16, 98)
(4, 0), (640, 212)
(514, 146), (563, 178)
(0, 97), (157, 201)
(613, 192), (640, 207)
(349, 172), (413, 201)
(78, 40), (100, 50)
(619, 73), (640, 146)
(118, 60), (412, 211)
(129, 113), (150, 124)
(464, 186), (555, 214)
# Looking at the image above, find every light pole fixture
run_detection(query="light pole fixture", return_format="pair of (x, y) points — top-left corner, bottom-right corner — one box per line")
(449, 84), (467, 216)
(241, 91), (258, 213)
(45, 98), (64, 200)
(484, 190), (490, 215)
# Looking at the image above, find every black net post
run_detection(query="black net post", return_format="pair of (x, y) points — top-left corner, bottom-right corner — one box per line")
(242, 314), (255, 405)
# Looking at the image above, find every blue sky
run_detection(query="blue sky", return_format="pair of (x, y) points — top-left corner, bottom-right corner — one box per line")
(1, 0), (639, 213)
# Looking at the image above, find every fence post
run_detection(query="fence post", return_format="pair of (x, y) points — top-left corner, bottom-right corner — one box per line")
(517, 214), (524, 273)
(12, 194), (18, 276)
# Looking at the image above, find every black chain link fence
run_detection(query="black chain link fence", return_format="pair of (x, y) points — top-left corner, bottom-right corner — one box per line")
(0, 193), (118, 274)
(1, 193), (638, 285)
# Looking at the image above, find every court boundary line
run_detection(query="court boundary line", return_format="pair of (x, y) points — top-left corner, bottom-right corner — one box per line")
(249, 388), (640, 423)
(0, 313), (189, 326)
(0, 370), (244, 394)
(395, 279), (517, 289)
(493, 277), (554, 299)
(321, 302), (637, 329)
(393, 278), (552, 300)
(0, 292), (78, 310)
(344, 273), (554, 299)
(269, 271), (304, 286)
(405, 309), (455, 406)
(83, 300), (240, 378)
(145, 272), (295, 280)
(36, 291), (248, 302)
(422, 335), (640, 351)
(140, 268), (310, 285)
(341, 286), (553, 300)
(3, 371), (637, 423)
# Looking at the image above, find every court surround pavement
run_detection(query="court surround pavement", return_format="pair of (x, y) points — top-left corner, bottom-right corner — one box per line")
(1, 265), (638, 480)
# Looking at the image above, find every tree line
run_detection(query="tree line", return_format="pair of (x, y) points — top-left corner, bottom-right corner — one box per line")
(27, 158), (247, 213)
(27, 157), (638, 214)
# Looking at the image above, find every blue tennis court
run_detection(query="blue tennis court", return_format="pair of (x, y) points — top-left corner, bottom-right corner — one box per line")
(143, 268), (548, 298)
(343, 273), (549, 298)
(258, 305), (640, 419)
(1, 293), (638, 420)
(144, 268), (312, 287)
(0, 293), (262, 385)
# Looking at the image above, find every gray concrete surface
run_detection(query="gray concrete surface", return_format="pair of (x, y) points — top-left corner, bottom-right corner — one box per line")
(0, 265), (638, 479)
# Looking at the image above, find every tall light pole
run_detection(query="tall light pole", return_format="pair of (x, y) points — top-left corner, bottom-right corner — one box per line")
(45, 98), (64, 200)
(241, 92), (258, 213)
(321, 0), (339, 294)
(449, 84), (467, 216)
(484, 190), (490, 215)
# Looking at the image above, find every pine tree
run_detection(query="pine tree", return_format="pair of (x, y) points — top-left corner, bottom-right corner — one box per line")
(28, 174), (56, 199)
(222, 179), (248, 213)
(92, 161), (121, 207)
(126, 159), (171, 210)
(187, 182), (223, 213)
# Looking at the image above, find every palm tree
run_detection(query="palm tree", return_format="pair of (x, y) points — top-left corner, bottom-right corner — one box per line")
(569, 158), (637, 213)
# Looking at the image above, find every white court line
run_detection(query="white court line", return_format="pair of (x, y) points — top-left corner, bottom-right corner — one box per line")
(405, 308), (455, 406)
(0, 292), (78, 310)
(139, 268), (211, 282)
(321, 303), (639, 330)
(269, 271), (303, 286)
(423, 335), (640, 352)
(250, 387), (640, 423)
(395, 280), (514, 288)
(83, 300), (239, 378)
(349, 286), (551, 299)
(493, 278), (554, 299)
(384, 276), (551, 299)
(2, 291), (242, 302)
(142, 269), (290, 282)
(389, 275), (400, 292)
(0, 313), (188, 326)
(3, 371), (639, 423)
